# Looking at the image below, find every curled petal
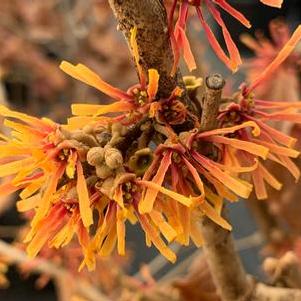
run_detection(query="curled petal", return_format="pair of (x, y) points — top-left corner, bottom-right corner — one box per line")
(192, 151), (253, 199)
(147, 69), (159, 100)
(246, 25), (301, 94)
(60, 61), (131, 101)
(198, 121), (261, 138)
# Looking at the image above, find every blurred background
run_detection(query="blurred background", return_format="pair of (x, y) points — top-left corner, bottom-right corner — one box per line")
(0, 0), (301, 300)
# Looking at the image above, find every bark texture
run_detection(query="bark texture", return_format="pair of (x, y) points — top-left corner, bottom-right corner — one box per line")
(108, 0), (184, 99)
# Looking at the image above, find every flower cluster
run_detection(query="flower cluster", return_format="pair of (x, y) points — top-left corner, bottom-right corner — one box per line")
(1, 22), (301, 269)
(168, 0), (284, 73)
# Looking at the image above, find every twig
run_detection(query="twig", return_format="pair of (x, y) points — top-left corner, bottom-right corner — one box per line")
(201, 74), (225, 131)
(159, 232), (263, 282)
(199, 74), (252, 301)
(0, 240), (111, 301)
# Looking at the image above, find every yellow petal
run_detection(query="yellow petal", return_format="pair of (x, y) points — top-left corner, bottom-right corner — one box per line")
(76, 161), (93, 228)
(147, 69), (159, 100)
(116, 207), (126, 256)
(60, 61), (131, 101)
(139, 180), (192, 208)
(130, 27), (146, 87)
(0, 158), (35, 178)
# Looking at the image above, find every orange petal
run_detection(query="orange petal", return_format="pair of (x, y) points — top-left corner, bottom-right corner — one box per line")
(76, 161), (93, 228)
(205, 136), (269, 159)
(197, 200), (232, 230)
(247, 25), (301, 94)
(0, 105), (55, 132)
(60, 61), (131, 101)
(130, 27), (146, 88)
(139, 180), (192, 207)
(198, 121), (260, 138)
(251, 138), (299, 158)
(252, 167), (268, 200)
(71, 102), (134, 116)
(260, 0), (283, 8)
(147, 69), (159, 100)
(207, 1), (242, 67)
(215, 0), (251, 28)
(0, 158), (35, 178)
(138, 214), (176, 263)
(149, 210), (177, 242)
(196, 7), (237, 72)
(139, 151), (172, 213)
(116, 206), (126, 256)
(192, 151), (253, 199)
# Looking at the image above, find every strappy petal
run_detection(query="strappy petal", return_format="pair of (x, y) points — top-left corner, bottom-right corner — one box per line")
(60, 61), (131, 101)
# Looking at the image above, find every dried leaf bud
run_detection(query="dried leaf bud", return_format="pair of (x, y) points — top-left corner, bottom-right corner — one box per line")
(96, 164), (113, 179)
(104, 147), (123, 169)
(71, 130), (98, 147)
(87, 147), (105, 166)
(128, 148), (153, 176)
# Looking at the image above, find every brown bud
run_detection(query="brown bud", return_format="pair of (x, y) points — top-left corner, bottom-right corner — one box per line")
(87, 147), (105, 166)
(95, 131), (112, 147)
(96, 164), (113, 179)
(128, 148), (153, 176)
(71, 130), (98, 147)
(104, 147), (123, 169)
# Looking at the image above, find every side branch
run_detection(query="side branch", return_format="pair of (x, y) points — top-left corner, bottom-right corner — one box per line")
(200, 74), (251, 301)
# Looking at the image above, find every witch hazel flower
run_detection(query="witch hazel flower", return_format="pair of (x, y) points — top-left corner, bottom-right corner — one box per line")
(218, 25), (301, 199)
(88, 171), (195, 265)
(60, 27), (159, 127)
(241, 19), (301, 100)
(168, 0), (283, 74)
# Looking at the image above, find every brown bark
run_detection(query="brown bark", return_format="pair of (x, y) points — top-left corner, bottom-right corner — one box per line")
(108, 0), (184, 99)
(200, 213), (252, 301)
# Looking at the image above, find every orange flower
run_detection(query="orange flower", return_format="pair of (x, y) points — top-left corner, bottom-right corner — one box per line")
(60, 27), (159, 126)
(89, 172), (196, 264)
(169, 0), (251, 73)
(241, 19), (301, 100)
(0, 106), (98, 261)
(168, 0), (284, 73)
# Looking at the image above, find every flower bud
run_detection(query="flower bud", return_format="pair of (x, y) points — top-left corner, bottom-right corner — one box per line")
(71, 130), (98, 147)
(96, 164), (113, 179)
(95, 131), (112, 147)
(104, 147), (123, 169)
(87, 147), (105, 166)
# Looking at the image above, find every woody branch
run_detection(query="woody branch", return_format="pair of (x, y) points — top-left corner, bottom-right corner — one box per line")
(200, 76), (301, 301)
